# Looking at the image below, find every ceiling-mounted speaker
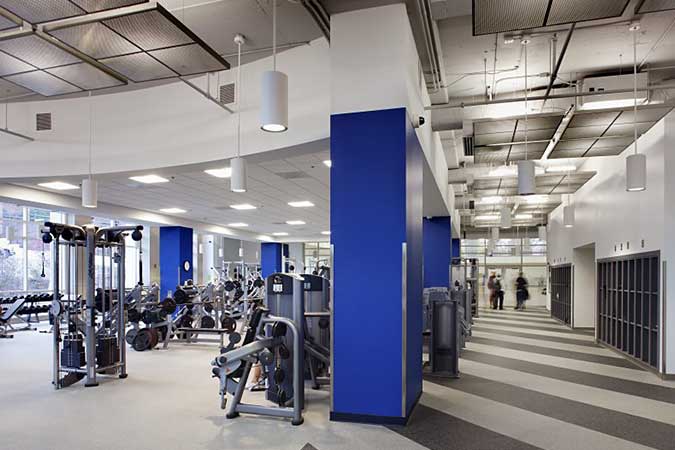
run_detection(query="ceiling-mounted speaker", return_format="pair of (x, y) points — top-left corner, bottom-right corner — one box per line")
(626, 153), (646, 192)
(518, 160), (536, 195)
(81, 178), (97, 208)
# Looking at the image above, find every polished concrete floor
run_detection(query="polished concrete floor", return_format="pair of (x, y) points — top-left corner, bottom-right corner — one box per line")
(2, 308), (675, 450)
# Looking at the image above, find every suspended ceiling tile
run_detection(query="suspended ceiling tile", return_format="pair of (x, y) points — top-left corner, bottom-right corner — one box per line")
(475, 148), (510, 164)
(500, 178), (518, 188)
(508, 142), (548, 153)
(474, 188), (501, 196)
(474, 131), (514, 146)
(535, 185), (554, 195)
(474, 119), (516, 135)
(46, 62), (124, 90)
(0, 0), (83, 23)
(0, 77), (32, 98)
(0, 35), (80, 69)
(555, 138), (596, 150)
(537, 174), (565, 186)
(584, 146), (627, 157)
(103, 9), (193, 51)
(549, 149), (585, 159)
(515, 115), (563, 131)
(569, 111), (620, 128)
(546, 0), (630, 26)
(0, 51), (35, 76)
(473, 0), (548, 35)
(149, 43), (227, 76)
(604, 122), (653, 137)
(99, 52), (175, 82)
(614, 107), (671, 125)
(591, 136), (632, 149)
(4, 70), (80, 96)
(507, 150), (545, 161)
(638, 0), (675, 13)
(49, 22), (140, 59)
(561, 125), (606, 139)
(513, 129), (556, 142)
(498, 187), (518, 196)
(474, 179), (501, 189)
(0, 15), (17, 31)
(70, 0), (148, 13)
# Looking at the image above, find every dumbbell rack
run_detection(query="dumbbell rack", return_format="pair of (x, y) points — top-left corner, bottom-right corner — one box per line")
(43, 222), (143, 389)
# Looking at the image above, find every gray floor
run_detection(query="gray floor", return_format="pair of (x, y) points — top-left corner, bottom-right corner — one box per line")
(2, 308), (675, 449)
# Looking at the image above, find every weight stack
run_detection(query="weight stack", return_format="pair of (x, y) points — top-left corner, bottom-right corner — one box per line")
(61, 336), (85, 368)
(96, 336), (120, 367)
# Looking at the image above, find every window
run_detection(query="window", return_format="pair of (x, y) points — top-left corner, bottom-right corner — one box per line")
(304, 242), (331, 273)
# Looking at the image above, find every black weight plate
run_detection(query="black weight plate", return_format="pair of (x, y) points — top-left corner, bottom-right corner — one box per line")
(272, 322), (287, 338)
(161, 298), (177, 314)
(201, 316), (216, 329)
(278, 344), (290, 360)
(132, 328), (152, 351)
(228, 332), (241, 345)
(318, 317), (330, 329)
(221, 316), (236, 333)
(125, 328), (138, 345)
(224, 281), (235, 292)
(253, 278), (264, 288)
(204, 304), (213, 313)
(128, 308), (142, 323)
(148, 328), (160, 348)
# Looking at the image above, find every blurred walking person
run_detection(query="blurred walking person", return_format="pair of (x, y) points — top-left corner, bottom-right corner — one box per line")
(515, 272), (529, 310)
(487, 272), (496, 309)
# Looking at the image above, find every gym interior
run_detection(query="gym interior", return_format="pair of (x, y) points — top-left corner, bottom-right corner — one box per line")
(1, 1), (675, 449)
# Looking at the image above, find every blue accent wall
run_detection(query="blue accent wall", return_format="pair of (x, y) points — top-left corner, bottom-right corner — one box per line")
(261, 243), (282, 278)
(423, 217), (451, 288)
(159, 226), (193, 299)
(451, 238), (461, 259)
(331, 107), (423, 422)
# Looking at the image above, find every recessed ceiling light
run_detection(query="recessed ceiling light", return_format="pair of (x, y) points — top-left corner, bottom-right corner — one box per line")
(288, 200), (315, 208)
(321, 231), (331, 235)
(515, 213), (533, 220)
(323, 160), (332, 168)
(129, 174), (169, 184)
(38, 181), (79, 190)
(272, 232), (289, 236)
(257, 234), (273, 241)
(475, 215), (499, 221)
(524, 195), (549, 204)
(160, 208), (186, 214)
(286, 220), (306, 225)
(228, 222), (249, 227)
(230, 204), (257, 210)
(204, 167), (232, 178)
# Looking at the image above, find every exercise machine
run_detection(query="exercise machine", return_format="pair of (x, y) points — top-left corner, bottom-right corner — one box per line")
(43, 221), (143, 389)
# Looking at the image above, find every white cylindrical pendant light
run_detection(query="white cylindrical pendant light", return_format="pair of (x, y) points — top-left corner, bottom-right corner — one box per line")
(261, 70), (288, 132)
(563, 204), (575, 228)
(218, 248), (224, 258)
(500, 206), (512, 228)
(626, 153), (646, 192)
(81, 178), (97, 208)
(230, 156), (247, 193)
(518, 160), (536, 195)
(538, 225), (547, 241)
(491, 226), (499, 241)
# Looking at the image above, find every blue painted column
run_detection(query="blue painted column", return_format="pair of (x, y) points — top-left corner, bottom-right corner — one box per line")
(451, 238), (461, 259)
(159, 226), (193, 299)
(331, 107), (424, 424)
(261, 243), (283, 278)
(423, 217), (452, 288)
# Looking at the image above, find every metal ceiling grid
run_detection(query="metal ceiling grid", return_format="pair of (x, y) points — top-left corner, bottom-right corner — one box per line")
(638, 0), (675, 14)
(0, 0), (147, 24)
(0, 15), (17, 31)
(473, 0), (630, 35)
(44, 4), (230, 83)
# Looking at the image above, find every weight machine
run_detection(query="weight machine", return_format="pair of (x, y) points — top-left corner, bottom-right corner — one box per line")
(42, 222), (143, 389)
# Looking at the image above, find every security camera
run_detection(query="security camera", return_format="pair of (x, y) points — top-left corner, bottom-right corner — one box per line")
(412, 116), (426, 128)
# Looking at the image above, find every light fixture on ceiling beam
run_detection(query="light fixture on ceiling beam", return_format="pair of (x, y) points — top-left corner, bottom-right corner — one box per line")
(231, 34), (248, 193)
(321, 231), (331, 235)
(626, 23), (646, 192)
(159, 208), (186, 214)
(286, 220), (306, 225)
(288, 201), (314, 208)
(475, 214), (499, 221)
(82, 91), (97, 208)
(230, 203), (256, 210)
(260, 0), (288, 133)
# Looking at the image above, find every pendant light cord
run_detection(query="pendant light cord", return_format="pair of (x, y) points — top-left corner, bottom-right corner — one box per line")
(88, 91), (93, 180)
(236, 39), (242, 158)
(524, 40), (528, 161)
(633, 28), (638, 155)
(272, 0), (277, 71)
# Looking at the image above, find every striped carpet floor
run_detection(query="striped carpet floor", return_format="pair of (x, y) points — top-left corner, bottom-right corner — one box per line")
(389, 307), (675, 450)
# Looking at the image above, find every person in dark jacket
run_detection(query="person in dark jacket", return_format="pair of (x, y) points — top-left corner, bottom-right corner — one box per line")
(495, 274), (504, 310)
(515, 272), (529, 310)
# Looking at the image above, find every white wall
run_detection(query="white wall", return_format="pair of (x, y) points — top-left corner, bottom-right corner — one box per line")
(548, 111), (674, 373)
(573, 246), (596, 329)
(0, 39), (330, 178)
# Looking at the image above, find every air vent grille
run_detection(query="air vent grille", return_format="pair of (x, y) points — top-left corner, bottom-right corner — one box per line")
(463, 136), (474, 156)
(219, 83), (235, 105)
(36, 112), (51, 131)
